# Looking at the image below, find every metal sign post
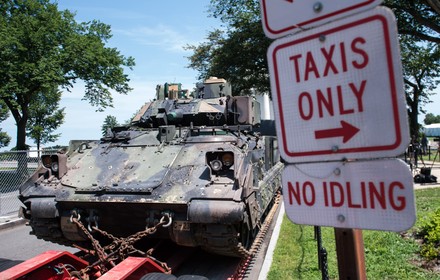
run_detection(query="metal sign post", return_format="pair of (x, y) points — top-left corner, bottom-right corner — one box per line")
(335, 228), (366, 280)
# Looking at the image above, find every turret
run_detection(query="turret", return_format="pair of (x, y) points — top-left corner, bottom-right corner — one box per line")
(132, 78), (261, 128)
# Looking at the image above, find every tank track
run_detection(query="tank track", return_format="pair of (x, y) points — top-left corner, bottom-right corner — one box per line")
(198, 224), (248, 257)
(29, 218), (75, 247)
(199, 192), (281, 258)
(230, 192), (281, 279)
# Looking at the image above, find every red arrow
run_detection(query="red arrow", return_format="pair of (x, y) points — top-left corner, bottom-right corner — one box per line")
(315, 121), (360, 143)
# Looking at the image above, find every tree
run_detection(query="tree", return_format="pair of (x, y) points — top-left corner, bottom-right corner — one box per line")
(186, 0), (271, 94)
(400, 37), (440, 136)
(101, 115), (119, 136)
(384, 0), (440, 44)
(384, 0), (440, 135)
(0, 0), (135, 151)
(187, 0), (440, 135)
(27, 87), (65, 150)
(0, 100), (11, 148)
(424, 113), (440, 125)
(0, 131), (10, 148)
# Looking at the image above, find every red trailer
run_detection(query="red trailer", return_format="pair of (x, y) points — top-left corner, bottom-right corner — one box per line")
(0, 250), (168, 280)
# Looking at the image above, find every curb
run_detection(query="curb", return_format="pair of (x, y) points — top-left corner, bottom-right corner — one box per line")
(0, 216), (27, 231)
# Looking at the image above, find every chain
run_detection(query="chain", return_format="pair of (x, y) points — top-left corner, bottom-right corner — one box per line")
(70, 211), (173, 276)
(70, 213), (109, 270)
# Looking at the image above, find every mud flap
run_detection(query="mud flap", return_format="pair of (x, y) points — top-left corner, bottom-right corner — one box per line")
(27, 197), (59, 218)
(188, 200), (245, 223)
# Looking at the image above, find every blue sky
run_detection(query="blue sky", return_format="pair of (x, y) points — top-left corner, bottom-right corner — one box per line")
(1, 1), (440, 150)
(2, 0), (223, 150)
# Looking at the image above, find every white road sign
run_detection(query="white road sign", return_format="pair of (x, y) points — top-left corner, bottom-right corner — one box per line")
(268, 7), (409, 163)
(282, 159), (416, 231)
(260, 0), (383, 39)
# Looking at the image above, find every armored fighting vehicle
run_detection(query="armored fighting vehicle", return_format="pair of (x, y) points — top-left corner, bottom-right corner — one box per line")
(19, 77), (283, 257)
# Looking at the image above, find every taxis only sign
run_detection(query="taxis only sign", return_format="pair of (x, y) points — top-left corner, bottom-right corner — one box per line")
(268, 7), (410, 163)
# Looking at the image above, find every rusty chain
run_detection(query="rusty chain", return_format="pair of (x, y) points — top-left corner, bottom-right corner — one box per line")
(70, 211), (173, 276)
(70, 212), (110, 270)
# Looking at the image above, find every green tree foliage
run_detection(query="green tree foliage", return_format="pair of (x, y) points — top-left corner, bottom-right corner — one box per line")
(0, 131), (10, 148)
(385, 0), (440, 44)
(27, 88), (65, 150)
(186, 0), (271, 94)
(187, 0), (440, 135)
(0, 100), (11, 148)
(384, 0), (440, 135)
(0, 0), (135, 150)
(424, 113), (440, 125)
(400, 37), (440, 136)
(101, 115), (119, 136)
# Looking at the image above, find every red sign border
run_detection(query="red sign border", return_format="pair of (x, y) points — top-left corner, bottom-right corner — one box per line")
(261, 0), (380, 37)
(281, 159), (416, 231)
(271, 13), (403, 158)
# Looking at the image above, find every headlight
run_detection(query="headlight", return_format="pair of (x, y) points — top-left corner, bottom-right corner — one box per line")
(42, 155), (52, 168)
(210, 159), (223, 171)
(40, 154), (67, 179)
(206, 151), (235, 173)
(222, 152), (234, 167)
(51, 162), (59, 172)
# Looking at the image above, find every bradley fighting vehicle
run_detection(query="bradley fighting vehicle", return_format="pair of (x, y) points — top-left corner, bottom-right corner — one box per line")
(19, 77), (283, 257)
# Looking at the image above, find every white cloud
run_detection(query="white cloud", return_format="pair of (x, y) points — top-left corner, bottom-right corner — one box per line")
(116, 24), (200, 53)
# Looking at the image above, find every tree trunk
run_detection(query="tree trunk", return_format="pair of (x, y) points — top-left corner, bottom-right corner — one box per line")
(16, 116), (28, 150)
(409, 92), (419, 138)
(16, 112), (29, 178)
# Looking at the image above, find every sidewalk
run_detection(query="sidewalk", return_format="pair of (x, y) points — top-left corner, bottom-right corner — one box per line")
(0, 213), (26, 230)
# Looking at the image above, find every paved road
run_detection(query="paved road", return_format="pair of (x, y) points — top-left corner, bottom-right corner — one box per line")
(0, 224), (78, 271)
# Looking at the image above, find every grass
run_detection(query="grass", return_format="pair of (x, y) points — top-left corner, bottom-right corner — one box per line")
(421, 152), (440, 162)
(267, 188), (440, 280)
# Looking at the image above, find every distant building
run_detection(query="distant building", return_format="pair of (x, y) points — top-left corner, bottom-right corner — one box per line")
(423, 123), (440, 137)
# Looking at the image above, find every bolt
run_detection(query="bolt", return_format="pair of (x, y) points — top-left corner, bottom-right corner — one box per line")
(337, 214), (345, 223)
(319, 35), (326, 42)
(313, 2), (323, 13)
(334, 168), (341, 176)
(332, 146), (339, 152)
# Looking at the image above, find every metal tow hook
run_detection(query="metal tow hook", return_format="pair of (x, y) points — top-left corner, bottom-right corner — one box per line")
(85, 210), (99, 232)
(70, 210), (80, 223)
(160, 212), (173, 228)
(87, 215), (99, 232)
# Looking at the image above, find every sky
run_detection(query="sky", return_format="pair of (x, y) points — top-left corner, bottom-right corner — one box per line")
(1, 1), (440, 150)
(1, 0), (223, 150)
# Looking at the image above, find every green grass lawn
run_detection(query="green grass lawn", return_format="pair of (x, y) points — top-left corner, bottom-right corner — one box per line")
(267, 188), (440, 280)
